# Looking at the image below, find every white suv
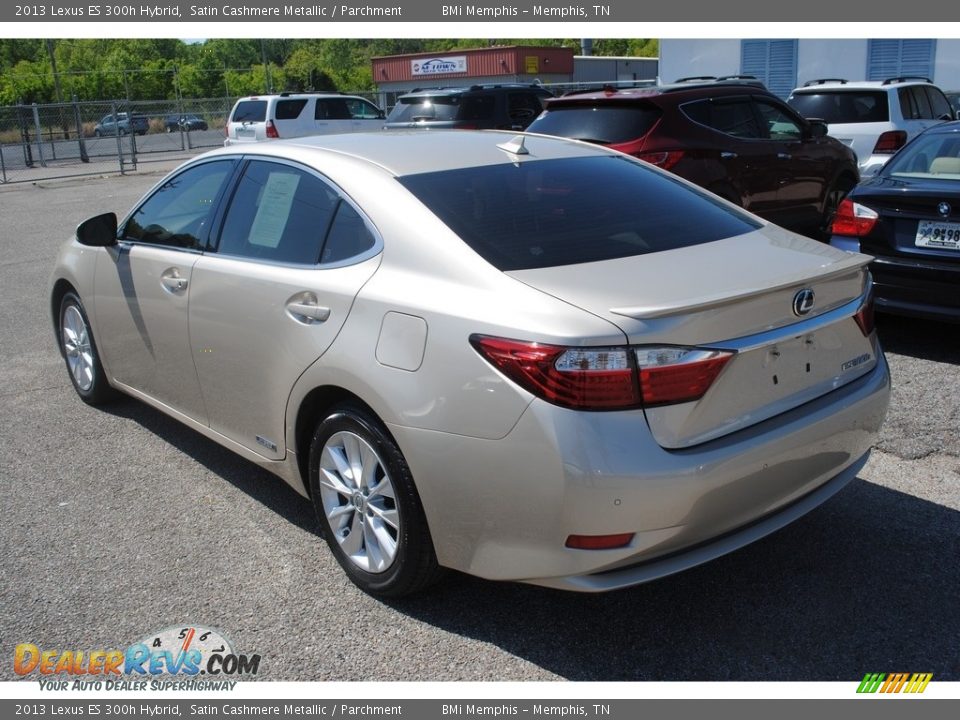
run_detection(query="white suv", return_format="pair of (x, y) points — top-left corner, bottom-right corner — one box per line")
(224, 93), (385, 145)
(787, 77), (956, 176)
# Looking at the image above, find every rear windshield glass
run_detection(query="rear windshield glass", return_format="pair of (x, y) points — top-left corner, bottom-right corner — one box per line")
(398, 156), (761, 271)
(232, 100), (267, 123)
(528, 105), (662, 144)
(787, 91), (889, 123)
(386, 95), (494, 123)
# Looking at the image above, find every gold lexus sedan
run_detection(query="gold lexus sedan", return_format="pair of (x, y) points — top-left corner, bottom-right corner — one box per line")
(50, 131), (890, 596)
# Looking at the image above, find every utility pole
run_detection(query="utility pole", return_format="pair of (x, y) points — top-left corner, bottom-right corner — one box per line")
(260, 39), (273, 93)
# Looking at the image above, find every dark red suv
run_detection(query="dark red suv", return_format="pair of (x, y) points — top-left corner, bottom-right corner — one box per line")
(526, 79), (859, 240)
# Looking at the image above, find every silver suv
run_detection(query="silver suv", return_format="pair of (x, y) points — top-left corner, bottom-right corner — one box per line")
(787, 77), (956, 176)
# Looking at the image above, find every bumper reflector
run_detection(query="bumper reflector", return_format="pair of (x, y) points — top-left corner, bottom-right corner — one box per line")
(566, 533), (635, 550)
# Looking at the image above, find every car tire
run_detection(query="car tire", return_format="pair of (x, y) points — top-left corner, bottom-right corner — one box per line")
(166, 126), (173, 133)
(94, 129), (101, 137)
(308, 403), (443, 597)
(822, 177), (856, 240)
(58, 292), (116, 406)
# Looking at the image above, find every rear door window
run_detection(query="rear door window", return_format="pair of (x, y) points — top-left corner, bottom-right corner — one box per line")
(753, 99), (803, 141)
(925, 87), (953, 120)
(398, 156), (761, 271)
(683, 98), (762, 138)
(459, 95), (495, 122)
(899, 87), (933, 119)
(275, 99), (308, 120)
(217, 161), (339, 265)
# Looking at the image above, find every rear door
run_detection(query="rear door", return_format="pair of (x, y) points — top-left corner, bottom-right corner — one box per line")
(189, 159), (381, 459)
(344, 97), (384, 132)
(228, 99), (267, 143)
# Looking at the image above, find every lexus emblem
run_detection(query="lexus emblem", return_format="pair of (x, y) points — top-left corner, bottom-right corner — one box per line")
(793, 288), (815, 317)
(938, 201), (951, 218)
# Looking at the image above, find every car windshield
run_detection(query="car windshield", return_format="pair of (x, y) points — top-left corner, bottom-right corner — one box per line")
(529, 104), (662, 144)
(884, 133), (960, 179)
(788, 91), (889, 123)
(398, 155), (761, 271)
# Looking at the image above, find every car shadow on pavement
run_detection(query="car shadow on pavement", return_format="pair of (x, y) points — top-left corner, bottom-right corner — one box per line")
(385, 478), (960, 681)
(101, 397), (320, 536)
(877, 314), (960, 364)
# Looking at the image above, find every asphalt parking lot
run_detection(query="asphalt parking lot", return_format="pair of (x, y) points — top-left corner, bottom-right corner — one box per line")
(1, 167), (957, 683)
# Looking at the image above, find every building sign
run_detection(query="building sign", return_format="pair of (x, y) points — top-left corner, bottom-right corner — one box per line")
(411, 56), (467, 76)
(524, 56), (540, 74)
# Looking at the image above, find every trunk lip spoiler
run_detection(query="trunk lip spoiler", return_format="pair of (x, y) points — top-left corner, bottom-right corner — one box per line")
(610, 254), (874, 320)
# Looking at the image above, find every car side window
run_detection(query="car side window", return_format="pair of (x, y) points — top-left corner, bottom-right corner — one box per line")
(123, 161), (235, 251)
(460, 96), (496, 121)
(683, 99), (762, 139)
(217, 161), (339, 265)
(275, 99), (308, 120)
(753, 100), (803, 141)
(316, 99), (352, 120)
(346, 98), (381, 119)
(321, 201), (377, 264)
(926, 87), (953, 120)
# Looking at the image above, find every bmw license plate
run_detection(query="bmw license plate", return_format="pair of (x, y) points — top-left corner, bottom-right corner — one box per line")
(916, 220), (960, 250)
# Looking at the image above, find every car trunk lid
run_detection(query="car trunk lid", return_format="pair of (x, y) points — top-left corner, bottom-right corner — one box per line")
(507, 225), (878, 448)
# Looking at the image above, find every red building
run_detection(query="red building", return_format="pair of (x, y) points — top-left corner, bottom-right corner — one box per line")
(372, 46), (576, 94)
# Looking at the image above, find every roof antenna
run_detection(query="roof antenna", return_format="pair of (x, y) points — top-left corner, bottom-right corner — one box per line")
(496, 135), (529, 156)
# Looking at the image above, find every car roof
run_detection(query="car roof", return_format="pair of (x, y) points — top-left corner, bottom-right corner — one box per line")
(547, 81), (770, 104)
(400, 84), (550, 97)
(793, 77), (937, 92)
(201, 130), (612, 177)
(235, 93), (368, 102)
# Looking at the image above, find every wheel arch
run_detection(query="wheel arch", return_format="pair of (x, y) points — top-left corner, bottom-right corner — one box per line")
(292, 385), (385, 498)
(50, 278), (78, 352)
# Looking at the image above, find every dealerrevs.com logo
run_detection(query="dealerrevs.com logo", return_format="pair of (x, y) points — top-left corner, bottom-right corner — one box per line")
(14, 625), (260, 690)
(857, 673), (933, 694)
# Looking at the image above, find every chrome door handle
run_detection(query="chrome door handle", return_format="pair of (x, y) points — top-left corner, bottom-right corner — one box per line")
(160, 270), (188, 292)
(285, 294), (331, 324)
(720, 151), (738, 159)
(777, 152), (792, 160)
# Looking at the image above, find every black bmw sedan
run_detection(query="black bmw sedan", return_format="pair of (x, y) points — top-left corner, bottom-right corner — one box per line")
(830, 121), (960, 321)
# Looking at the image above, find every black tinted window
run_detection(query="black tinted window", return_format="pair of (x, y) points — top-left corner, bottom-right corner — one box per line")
(682, 99), (762, 138)
(787, 91), (889, 123)
(321, 202), (377, 264)
(218, 161), (338, 265)
(529, 105), (661, 144)
(315, 99), (352, 120)
(124, 161), (234, 250)
(387, 96), (461, 123)
(754, 100), (802, 140)
(232, 100), (267, 122)
(458, 95), (495, 121)
(398, 156), (760, 271)
(275, 99), (308, 120)
(902, 87), (933, 119)
(925, 87), (953, 119)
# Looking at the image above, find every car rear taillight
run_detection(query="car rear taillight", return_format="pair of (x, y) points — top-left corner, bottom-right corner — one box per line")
(470, 336), (640, 410)
(470, 336), (733, 410)
(634, 348), (733, 406)
(872, 130), (907, 154)
(456, 123), (479, 130)
(854, 291), (876, 336)
(830, 198), (879, 237)
(635, 150), (685, 171)
(265, 120), (279, 139)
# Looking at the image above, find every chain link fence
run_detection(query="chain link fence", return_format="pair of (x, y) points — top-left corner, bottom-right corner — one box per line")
(0, 97), (234, 184)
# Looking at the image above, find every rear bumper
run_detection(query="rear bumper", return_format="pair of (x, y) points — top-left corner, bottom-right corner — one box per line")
(831, 239), (960, 322)
(392, 353), (890, 590)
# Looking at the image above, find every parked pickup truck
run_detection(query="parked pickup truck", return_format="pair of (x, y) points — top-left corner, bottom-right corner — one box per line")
(93, 113), (149, 137)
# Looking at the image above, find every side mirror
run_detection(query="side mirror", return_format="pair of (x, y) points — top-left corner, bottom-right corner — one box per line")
(806, 119), (828, 139)
(76, 212), (118, 247)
